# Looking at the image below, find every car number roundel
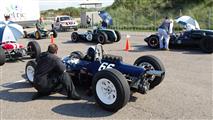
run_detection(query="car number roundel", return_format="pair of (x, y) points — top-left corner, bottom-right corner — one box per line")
(98, 62), (115, 71)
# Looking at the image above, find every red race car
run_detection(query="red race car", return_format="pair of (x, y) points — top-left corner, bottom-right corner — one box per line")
(0, 41), (41, 66)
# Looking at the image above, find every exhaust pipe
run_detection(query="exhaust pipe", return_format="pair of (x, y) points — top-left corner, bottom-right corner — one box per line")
(146, 70), (165, 77)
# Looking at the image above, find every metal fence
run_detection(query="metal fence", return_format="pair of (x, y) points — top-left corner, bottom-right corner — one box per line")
(112, 10), (212, 31)
(44, 8), (213, 31)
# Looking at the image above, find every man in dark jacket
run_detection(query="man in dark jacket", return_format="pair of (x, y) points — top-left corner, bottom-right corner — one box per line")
(32, 44), (81, 100)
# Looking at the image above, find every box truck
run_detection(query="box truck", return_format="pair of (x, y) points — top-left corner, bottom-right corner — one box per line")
(0, 0), (40, 27)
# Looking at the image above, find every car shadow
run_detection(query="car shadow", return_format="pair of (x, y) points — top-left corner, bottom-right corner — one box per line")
(131, 45), (208, 54)
(0, 81), (33, 102)
(56, 29), (78, 33)
(1, 78), (137, 117)
(62, 40), (98, 45)
(0, 80), (95, 102)
(0, 78), (99, 101)
(168, 46), (206, 54)
(4, 57), (33, 64)
(51, 89), (138, 117)
(130, 45), (161, 52)
(0, 81), (115, 118)
(51, 102), (113, 118)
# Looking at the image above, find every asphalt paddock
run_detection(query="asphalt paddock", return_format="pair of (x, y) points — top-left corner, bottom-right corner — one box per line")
(0, 29), (212, 120)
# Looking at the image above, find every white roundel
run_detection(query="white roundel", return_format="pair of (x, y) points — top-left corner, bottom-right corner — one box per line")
(86, 32), (93, 41)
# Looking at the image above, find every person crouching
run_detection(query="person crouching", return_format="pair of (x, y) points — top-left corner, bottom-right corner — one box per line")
(32, 44), (81, 100)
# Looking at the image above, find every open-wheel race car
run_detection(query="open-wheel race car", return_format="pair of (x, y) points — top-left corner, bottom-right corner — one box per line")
(71, 11), (121, 44)
(0, 41), (41, 66)
(23, 29), (57, 40)
(71, 28), (121, 44)
(144, 16), (213, 53)
(25, 44), (165, 112)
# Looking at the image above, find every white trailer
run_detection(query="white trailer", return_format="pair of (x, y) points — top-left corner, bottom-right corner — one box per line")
(0, 0), (40, 27)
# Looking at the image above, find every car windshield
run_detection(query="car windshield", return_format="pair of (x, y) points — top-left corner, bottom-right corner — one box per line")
(60, 17), (70, 21)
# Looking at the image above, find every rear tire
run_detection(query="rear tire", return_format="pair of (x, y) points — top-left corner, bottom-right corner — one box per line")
(134, 55), (165, 89)
(147, 35), (159, 48)
(0, 47), (6, 66)
(97, 32), (108, 44)
(115, 30), (121, 42)
(27, 41), (41, 58)
(25, 60), (37, 84)
(71, 32), (79, 42)
(200, 36), (213, 53)
(92, 69), (130, 112)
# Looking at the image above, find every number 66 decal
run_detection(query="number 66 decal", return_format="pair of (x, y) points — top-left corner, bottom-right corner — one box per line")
(98, 62), (115, 71)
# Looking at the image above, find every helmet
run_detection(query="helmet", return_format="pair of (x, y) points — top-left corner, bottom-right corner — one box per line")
(4, 13), (10, 20)
(86, 46), (96, 61)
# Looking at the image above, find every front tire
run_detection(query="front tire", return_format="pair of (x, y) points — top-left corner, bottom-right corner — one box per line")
(134, 55), (165, 89)
(27, 41), (41, 58)
(71, 32), (79, 42)
(92, 69), (130, 112)
(115, 30), (121, 42)
(25, 60), (37, 84)
(0, 47), (6, 66)
(200, 36), (213, 53)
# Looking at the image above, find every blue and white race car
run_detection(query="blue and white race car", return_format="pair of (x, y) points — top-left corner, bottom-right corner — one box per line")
(25, 44), (165, 112)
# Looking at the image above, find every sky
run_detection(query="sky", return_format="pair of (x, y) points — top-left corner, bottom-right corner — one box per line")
(39, 0), (115, 11)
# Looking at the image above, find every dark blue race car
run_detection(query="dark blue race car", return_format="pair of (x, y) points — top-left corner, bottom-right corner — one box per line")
(25, 44), (165, 112)
(145, 16), (213, 53)
(144, 29), (213, 53)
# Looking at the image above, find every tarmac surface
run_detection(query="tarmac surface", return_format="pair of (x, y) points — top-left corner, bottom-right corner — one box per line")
(0, 29), (212, 120)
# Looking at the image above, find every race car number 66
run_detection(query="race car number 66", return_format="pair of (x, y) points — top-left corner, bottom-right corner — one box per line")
(98, 62), (115, 71)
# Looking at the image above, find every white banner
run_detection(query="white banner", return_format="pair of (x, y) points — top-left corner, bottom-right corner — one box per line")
(0, 0), (40, 22)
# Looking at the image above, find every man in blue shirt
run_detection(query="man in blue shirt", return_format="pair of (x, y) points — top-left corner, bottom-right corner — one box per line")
(158, 16), (173, 50)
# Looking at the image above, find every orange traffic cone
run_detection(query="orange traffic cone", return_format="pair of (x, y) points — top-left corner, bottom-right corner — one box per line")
(124, 35), (131, 51)
(50, 35), (54, 44)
